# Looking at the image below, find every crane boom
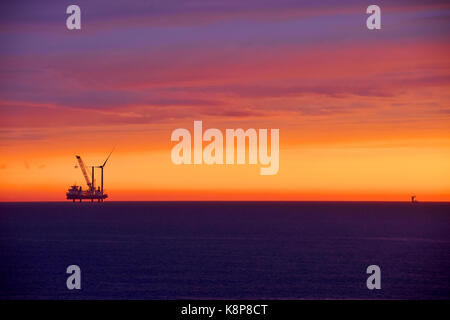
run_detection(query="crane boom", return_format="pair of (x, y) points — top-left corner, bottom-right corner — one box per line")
(76, 155), (92, 189)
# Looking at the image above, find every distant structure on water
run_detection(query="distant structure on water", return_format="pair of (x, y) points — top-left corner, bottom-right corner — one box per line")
(411, 195), (417, 203)
(66, 150), (113, 202)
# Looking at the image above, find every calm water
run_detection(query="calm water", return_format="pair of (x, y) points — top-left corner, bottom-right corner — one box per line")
(0, 202), (449, 299)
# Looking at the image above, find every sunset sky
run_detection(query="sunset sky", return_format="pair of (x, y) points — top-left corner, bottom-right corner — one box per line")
(0, 0), (449, 201)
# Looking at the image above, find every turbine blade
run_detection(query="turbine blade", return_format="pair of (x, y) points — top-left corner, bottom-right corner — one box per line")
(102, 147), (115, 167)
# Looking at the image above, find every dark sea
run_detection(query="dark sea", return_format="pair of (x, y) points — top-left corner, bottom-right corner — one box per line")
(0, 202), (449, 299)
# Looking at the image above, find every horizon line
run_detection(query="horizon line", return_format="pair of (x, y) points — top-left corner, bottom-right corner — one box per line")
(1, 200), (449, 204)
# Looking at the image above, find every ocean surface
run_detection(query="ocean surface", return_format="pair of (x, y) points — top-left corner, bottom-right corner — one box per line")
(0, 202), (449, 299)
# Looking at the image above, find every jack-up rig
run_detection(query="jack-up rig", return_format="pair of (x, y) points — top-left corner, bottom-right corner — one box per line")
(66, 150), (113, 202)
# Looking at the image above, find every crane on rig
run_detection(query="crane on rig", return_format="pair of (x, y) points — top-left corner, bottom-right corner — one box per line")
(66, 151), (113, 202)
(76, 155), (92, 190)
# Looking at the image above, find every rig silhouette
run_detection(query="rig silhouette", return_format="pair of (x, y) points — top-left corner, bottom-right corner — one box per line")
(66, 150), (113, 202)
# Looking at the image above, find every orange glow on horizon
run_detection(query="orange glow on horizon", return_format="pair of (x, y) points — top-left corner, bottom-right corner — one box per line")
(1, 139), (449, 201)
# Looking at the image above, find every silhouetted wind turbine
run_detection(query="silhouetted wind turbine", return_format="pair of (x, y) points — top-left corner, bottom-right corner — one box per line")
(95, 147), (114, 196)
